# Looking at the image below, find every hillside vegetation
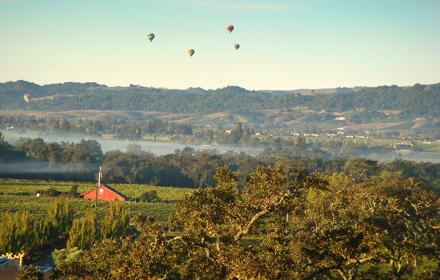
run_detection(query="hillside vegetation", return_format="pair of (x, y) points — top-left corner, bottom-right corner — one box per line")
(1, 81), (439, 117)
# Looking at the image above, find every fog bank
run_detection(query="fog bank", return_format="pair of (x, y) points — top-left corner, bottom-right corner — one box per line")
(3, 130), (263, 156)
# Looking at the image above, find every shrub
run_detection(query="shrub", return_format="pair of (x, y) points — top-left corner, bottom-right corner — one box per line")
(35, 188), (62, 197)
(0, 211), (36, 254)
(138, 190), (160, 202)
(67, 211), (97, 250)
(52, 247), (83, 276)
(16, 265), (42, 280)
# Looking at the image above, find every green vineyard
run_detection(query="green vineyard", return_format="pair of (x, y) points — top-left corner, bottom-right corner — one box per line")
(0, 178), (194, 223)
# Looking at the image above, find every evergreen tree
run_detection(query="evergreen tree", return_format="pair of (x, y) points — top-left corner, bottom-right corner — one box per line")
(296, 135), (306, 151)
(101, 201), (130, 240)
(0, 211), (36, 254)
(40, 199), (73, 241)
(67, 211), (97, 250)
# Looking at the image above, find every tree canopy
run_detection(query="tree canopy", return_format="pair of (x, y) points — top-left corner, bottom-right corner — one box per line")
(59, 167), (440, 279)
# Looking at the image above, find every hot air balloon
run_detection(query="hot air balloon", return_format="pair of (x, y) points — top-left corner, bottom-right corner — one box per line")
(188, 49), (195, 57)
(227, 25), (234, 33)
(147, 33), (155, 42)
(23, 93), (32, 103)
(234, 44), (240, 50)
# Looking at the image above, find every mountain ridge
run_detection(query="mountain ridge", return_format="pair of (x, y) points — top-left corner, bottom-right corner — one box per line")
(2, 80), (439, 95)
(0, 81), (439, 118)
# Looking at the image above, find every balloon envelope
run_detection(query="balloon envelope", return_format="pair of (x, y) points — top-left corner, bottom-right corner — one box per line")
(227, 25), (234, 33)
(23, 93), (32, 103)
(147, 33), (155, 42)
(188, 49), (195, 57)
(234, 44), (240, 50)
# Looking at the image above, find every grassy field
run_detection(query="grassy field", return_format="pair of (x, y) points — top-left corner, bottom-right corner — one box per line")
(0, 179), (195, 223)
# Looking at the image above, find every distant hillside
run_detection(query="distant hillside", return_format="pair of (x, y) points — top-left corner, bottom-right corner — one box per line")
(0, 81), (439, 118)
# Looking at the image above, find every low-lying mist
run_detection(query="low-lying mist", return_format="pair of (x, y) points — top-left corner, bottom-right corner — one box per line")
(3, 130), (263, 156)
(0, 161), (96, 174)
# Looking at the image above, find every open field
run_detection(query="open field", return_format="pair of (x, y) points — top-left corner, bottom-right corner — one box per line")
(0, 110), (193, 122)
(0, 179), (195, 222)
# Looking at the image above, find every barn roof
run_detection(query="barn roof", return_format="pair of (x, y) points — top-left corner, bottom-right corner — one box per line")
(82, 184), (128, 200)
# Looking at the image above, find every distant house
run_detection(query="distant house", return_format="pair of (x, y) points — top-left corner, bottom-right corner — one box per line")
(82, 184), (127, 202)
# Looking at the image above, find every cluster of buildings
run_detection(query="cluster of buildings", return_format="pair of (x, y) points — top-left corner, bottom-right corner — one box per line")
(289, 130), (373, 140)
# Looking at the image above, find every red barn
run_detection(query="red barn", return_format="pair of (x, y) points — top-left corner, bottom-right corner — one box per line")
(82, 184), (127, 202)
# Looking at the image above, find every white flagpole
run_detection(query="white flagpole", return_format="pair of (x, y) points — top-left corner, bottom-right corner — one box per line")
(95, 166), (101, 208)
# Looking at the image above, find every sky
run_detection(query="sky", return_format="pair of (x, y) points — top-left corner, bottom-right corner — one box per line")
(0, 0), (439, 90)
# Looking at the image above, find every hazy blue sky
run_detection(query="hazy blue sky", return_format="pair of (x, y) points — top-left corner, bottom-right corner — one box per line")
(1, 0), (439, 89)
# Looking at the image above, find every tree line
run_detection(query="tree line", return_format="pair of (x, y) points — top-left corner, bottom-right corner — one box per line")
(1, 134), (439, 194)
(0, 114), (259, 145)
(0, 115), (193, 139)
(1, 81), (439, 118)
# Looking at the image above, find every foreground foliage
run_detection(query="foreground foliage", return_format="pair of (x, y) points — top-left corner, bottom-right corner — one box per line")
(16, 265), (43, 280)
(0, 200), (131, 255)
(60, 167), (440, 279)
